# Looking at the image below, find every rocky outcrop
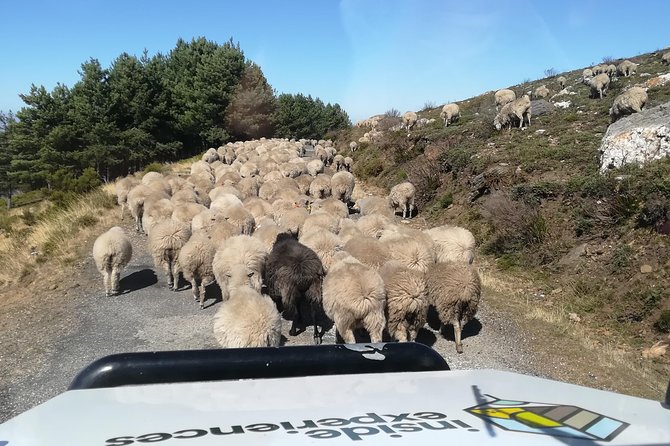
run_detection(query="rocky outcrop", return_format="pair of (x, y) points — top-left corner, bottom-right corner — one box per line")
(530, 99), (555, 117)
(599, 101), (670, 173)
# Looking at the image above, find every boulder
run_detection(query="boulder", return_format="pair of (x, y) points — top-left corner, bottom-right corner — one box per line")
(531, 99), (555, 117)
(599, 101), (670, 173)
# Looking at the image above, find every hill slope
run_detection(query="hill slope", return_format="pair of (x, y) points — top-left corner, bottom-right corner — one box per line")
(335, 47), (670, 388)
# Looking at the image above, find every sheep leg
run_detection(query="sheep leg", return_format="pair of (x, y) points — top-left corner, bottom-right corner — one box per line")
(198, 282), (207, 309)
(120, 204), (125, 220)
(337, 323), (356, 344)
(311, 305), (322, 345)
(103, 272), (111, 297)
(453, 318), (464, 354)
(364, 313), (385, 343)
(289, 304), (304, 336)
(111, 266), (121, 295)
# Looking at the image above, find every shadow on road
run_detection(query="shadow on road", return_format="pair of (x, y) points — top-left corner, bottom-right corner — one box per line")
(120, 268), (158, 294)
(426, 305), (483, 341)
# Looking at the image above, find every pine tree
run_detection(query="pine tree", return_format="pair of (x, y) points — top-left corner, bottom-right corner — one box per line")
(225, 62), (276, 140)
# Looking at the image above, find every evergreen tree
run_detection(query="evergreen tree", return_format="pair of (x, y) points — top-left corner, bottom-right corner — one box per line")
(225, 62), (276, 140)
(0, 112), (16, 207)
(164, 37), (246, 150)
(274, 93), (350, 140)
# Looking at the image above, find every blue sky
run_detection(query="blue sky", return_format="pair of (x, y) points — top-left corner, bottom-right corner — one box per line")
(1, 0), (668, 122)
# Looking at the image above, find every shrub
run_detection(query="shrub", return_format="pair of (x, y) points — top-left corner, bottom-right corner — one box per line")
(437, 192), (453, 209)
(511, 181), (561, 205)
(482, 194), (547, 255)
(544, 68), (557, 77)
(144, 162), (166, 174)
(74, 167), (102, 193)
(0, 210), (18, 234)
(354, 156), (385, 179)
(12, 190), (44, 207)
(609, 244), (633, 274)
(385, 108), (400, 118)
(407, 156), (441, 207)
(421, 101), (437, 111)
(654, 310), (670, 333)
(637, 193), (669, 229)
(602, 56), (614, 64)
(438, 147), (475, 175)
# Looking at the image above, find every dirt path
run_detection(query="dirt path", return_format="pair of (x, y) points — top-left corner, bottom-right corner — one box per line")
(0, 212), (541, 422)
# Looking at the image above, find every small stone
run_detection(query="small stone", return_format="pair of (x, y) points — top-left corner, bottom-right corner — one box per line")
(50, 284), (58, 291)
(640, 264), (653, 274)
(551, 288), (563, 295)
(569, 313), (581, 323)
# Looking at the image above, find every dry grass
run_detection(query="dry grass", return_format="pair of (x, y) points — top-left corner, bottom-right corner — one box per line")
(0, 189), (117, 289)
(480, 266), (668, 399)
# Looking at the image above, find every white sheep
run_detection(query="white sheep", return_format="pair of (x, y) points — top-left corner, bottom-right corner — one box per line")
(353, 195), (395, 218)
(127, 184), (168, 233)
(662, 52), (670, 65)
(279, 207), (310, 236)
(343, 156), (353, 172)
(252, 223), (285, 254)
(306, 159), (325, 177)
(609, 86), (648, 122)
(92, 227), (132, 296)
(617, 60), (638, 77)
(323, 257), (386, 343)
(349, 141), (358, 153)
(212, 235), (266, 301)
(440, 103), (460, 127)
(587, 73), (610, 99)
(357, 214), (393, 239)
(147, 219), (191, 290)
(115, 176), (139, 220)
(388, 182), (416, 219)
(171, 202), (207, 226)
(299, 230), (344, 274)
(423, 224), (476, 264)
(379, 260), (428, 342)
(333, 154), (345, 171)
(213, 284), (281, 348)
(309, 197), (349, 220)
(177, 231), (216, 308)
(142, 198), (174, 235)
(582, 68), (594, 80)
(343, 236), (390, 269)
(494, 94), (531, 130)
(337, 218), (364, 243)
(141, 171), (164, 185)
(308, 174), (332, 199)
(381, 233), (434, 273)
(202, 148), (219, 163)
(402, 111), (418, 132)
(426, 262), (481, 354)
(533, 85), (550, 99)
(557, 76), (567, 89)
(300, 212), (341, 237)
(494, 89), (516, 111)
(330, 171), (355, 203)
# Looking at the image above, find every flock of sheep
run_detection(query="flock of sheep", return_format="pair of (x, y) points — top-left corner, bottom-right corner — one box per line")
(93, 138), (480, 353)
(355, 52), (669, 139)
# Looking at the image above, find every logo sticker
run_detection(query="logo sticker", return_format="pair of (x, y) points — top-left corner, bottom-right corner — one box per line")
(465, 394), (629, 441)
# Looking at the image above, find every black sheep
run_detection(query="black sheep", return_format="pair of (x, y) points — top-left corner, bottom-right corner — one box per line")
(264, 233), (326, 344)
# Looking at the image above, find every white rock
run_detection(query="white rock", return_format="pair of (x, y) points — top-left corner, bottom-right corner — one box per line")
(599, 102), (670, 173)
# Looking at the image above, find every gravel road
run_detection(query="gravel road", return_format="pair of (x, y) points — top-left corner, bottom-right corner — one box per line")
(0, 219), (541, 423)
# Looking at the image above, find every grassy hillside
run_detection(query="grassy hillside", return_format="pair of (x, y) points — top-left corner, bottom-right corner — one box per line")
(335, 48), (670, 367)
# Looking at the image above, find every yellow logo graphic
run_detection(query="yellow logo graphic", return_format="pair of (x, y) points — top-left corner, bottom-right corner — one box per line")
(465, 395), (629, 441)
